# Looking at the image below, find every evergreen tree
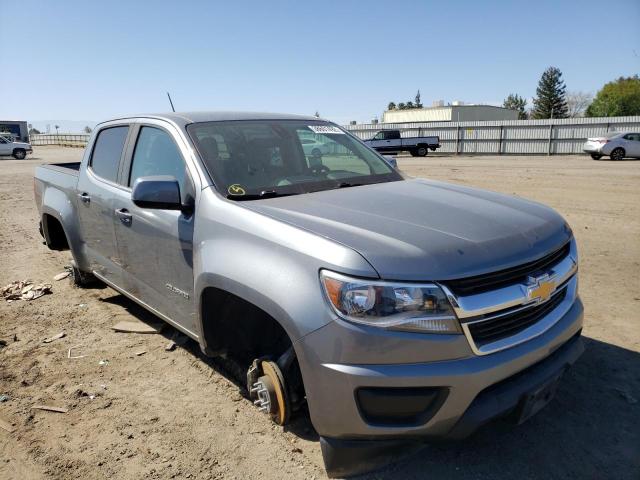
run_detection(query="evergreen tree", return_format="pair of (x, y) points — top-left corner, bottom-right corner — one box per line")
(415, 90), (423, 108)
(532, 67), (568, 119)
(387, 102), (396, 110)
(503, 93), (528, 119)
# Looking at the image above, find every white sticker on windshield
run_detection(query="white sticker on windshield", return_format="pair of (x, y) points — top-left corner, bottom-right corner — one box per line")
(307, 125), (344, 135)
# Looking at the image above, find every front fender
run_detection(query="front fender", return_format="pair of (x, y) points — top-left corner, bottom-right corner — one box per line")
(193, 190), (378, 349)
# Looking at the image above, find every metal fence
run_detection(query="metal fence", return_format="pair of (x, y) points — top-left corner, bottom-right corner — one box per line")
(343, 116), (640, 155)
(28, 116), (640, 155)
(31, 134), (90, 147)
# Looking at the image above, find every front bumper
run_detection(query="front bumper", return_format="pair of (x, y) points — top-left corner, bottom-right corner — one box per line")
(296, 295), (584, 440)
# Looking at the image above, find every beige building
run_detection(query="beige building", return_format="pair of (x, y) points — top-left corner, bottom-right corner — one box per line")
(382, 105), (518, 123)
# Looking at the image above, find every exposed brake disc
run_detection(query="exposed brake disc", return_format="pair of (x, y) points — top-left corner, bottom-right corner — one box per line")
(248, 359), (290, 425)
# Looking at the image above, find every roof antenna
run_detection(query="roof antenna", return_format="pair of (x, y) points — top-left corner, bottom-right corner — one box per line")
(166, 92), (176, 112)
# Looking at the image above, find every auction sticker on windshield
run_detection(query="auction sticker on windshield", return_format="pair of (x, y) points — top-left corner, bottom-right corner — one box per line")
(228, 184), (246, 196)
(308, 125), (344, 134)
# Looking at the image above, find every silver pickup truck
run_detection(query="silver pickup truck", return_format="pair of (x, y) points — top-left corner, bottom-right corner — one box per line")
(0, 134), (33, 159)
(364, 129), (440, 156)
(34, 112), (583, 477)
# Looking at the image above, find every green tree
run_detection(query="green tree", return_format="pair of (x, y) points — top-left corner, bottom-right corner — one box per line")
(532, 67), (568, 119)
(397, 102), (406, 110)
(387, 102), (396, 110)
(503, 93), (528, 119)
(586, 75), (640, 117)
(405, 101), (414, 109)
(83, 126), (93, 133)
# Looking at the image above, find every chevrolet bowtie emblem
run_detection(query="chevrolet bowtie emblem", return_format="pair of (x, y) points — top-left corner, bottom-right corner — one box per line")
(525, 273), (556, 304)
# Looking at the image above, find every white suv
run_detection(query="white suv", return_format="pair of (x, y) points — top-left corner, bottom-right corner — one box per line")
(0, 135), (33, 159)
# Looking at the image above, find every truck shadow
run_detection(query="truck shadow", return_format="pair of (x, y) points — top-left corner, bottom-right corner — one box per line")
(360, 337), (640, 479)
(99, 293), (640, 478)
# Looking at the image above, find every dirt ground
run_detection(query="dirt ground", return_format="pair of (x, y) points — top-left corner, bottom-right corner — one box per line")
(1, 147), (639, 479)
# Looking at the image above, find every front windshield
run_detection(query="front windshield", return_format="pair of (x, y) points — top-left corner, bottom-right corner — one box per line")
(187, 120), (402, 199)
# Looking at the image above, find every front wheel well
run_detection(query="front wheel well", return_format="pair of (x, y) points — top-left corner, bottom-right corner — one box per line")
(42, 214), (69, 250)
(201, 287), (292, 363)
(200, 287), (306, 410)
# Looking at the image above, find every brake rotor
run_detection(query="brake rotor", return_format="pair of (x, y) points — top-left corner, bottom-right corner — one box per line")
(250, 360), (290, 425)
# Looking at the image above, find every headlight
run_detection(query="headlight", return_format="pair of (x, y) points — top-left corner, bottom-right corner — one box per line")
(320, 270), (460, 334)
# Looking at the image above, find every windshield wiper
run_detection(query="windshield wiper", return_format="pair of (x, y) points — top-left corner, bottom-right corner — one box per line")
(334, 182), (365, 189)
(226, 190), (299, 201)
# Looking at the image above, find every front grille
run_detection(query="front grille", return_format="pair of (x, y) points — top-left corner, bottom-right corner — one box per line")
(467, 288), (567, 346)
(443, 242), (571, 296)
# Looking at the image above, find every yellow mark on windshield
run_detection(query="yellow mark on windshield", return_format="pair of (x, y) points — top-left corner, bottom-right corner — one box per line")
(228, 184), (246, 196)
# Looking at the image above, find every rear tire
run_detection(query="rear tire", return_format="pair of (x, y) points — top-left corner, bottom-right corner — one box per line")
(610, 148), (625, 161)
(410, 149), (419, 157)
(12, 149), (26, 160)
(590, 153), (602, 160)
(416, 146), (428, 157)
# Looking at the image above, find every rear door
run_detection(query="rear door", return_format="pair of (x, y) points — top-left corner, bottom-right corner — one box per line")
(0, 136), (11, 155)
(112, 121), (198, 334)
(76, 125), (130, 286)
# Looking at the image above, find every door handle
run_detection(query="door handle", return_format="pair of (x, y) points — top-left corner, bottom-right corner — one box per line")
(115, 208), (132, 225)
(78, 192), (91, 204)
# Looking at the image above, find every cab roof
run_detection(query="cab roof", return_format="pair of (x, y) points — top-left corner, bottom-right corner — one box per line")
(97, 111), (323, 128)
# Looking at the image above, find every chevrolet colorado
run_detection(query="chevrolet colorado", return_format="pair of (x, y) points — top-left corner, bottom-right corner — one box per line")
(34, 112), (583, 477)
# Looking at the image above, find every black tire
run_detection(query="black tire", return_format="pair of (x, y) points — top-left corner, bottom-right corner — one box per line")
(590, 153), (602, 160)
(610, 148), (625, 161)
(416, 146), (428, 157)
(409, 149), (419, 157)
(12, 149), (26, 160)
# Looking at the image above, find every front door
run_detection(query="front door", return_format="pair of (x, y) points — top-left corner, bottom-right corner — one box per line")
(0, 136), (11, 155)
(112, 123), (197, 335)
(76, 125), (130, 286)
(623, 133), (640, 156)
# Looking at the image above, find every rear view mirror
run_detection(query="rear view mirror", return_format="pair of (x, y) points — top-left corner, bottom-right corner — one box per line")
(132, 176), (182, 210)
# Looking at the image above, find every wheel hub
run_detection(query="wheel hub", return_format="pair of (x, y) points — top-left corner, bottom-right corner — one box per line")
(247, 359), (290, 425)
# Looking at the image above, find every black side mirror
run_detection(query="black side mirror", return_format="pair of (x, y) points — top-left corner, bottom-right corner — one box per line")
(132, 176), (182, 210)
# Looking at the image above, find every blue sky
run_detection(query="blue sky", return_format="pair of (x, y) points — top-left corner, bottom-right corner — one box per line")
(1, 0), (638, 130)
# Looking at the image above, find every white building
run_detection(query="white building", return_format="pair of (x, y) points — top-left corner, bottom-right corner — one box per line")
(382, 105), (518, 123)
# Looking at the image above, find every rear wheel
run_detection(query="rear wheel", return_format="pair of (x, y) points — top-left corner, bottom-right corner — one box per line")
(12, 149), (26, 159)
(416, 146), (428, 157)
(610, 148), (625, 161)
(590, 153), (602, 160)
(409, 149), (419, 157)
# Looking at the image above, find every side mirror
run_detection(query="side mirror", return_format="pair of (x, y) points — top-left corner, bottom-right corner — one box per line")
(132, 176), (182, 210)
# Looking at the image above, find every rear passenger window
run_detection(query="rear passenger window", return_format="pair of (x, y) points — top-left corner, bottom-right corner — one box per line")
(90, 126), (128, 182)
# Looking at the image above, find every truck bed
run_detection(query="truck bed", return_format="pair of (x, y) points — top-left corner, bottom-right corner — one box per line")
(44, 162), (81, 175)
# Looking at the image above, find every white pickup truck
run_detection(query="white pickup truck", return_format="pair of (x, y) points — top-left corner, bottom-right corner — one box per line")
(364, 129), (440, 157)
(0, 135), (33, 159)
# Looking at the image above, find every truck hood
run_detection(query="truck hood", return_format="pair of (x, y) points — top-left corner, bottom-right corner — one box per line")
(243, 179), (571, 281)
